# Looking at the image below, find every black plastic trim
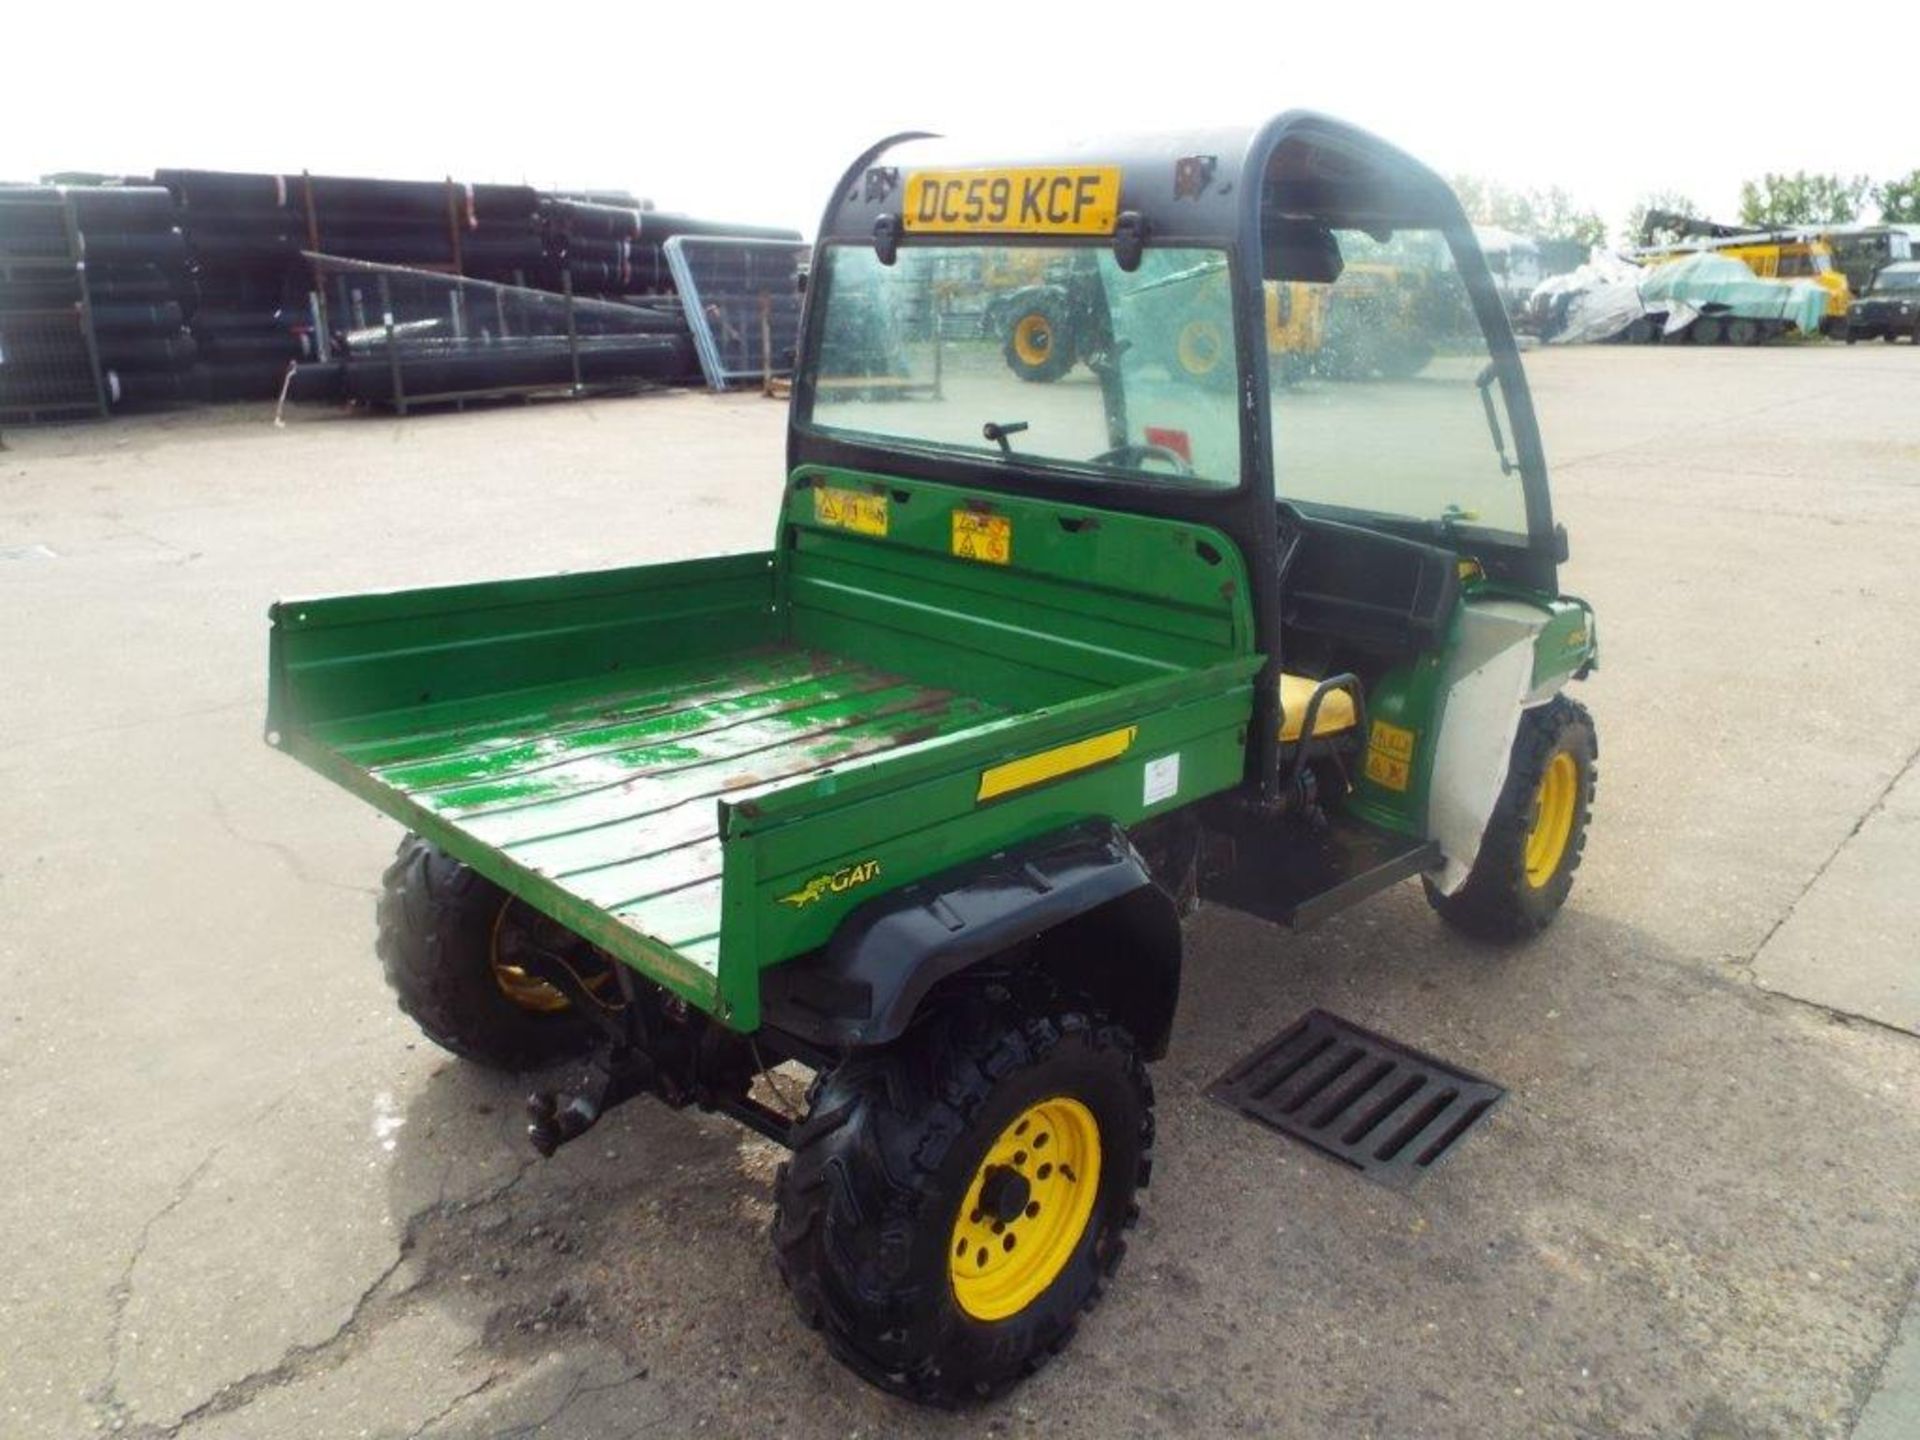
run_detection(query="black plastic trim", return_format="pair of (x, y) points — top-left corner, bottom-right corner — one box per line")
(759, 820), (1174, 1051)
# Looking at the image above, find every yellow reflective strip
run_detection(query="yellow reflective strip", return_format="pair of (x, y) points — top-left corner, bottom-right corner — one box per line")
(976, 727), (1137, 802)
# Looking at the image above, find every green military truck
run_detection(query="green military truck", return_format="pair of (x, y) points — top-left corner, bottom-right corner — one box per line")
(268, 112), (1598, 1405)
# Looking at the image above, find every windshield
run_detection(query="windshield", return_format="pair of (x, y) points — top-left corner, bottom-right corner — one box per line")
(1872, 267), (1920, 293)
(1777, 249), (1831, 278)
(800, 244), (1241, 488)
(1269, 227), (1528, 537)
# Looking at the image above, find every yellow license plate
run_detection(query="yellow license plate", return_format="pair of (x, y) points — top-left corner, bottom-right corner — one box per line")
(902, 167), (1121, 235)
(814, 485), (888, 537)
(951, 510), (1011, 565)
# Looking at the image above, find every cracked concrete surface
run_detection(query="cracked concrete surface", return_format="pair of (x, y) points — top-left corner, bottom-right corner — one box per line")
(1753, 745), (1920, 1034)
(3, 350), (1917, 1438)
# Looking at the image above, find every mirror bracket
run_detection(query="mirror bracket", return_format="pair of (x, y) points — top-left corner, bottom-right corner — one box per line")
(873, 215), (901, 266)
(1112, 211), (1149, 273)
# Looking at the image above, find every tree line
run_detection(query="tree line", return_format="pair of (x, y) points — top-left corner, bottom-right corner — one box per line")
(1453, 170), (1920, 251)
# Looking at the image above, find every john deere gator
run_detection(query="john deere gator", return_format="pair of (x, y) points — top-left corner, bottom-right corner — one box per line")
(267, 111), (1599, 1405)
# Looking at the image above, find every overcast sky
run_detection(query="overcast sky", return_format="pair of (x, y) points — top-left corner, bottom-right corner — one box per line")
(4, 4), (1910, 241)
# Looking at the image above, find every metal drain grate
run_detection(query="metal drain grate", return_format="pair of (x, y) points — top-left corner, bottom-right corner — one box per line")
(1207, 1009), (1505, 1189)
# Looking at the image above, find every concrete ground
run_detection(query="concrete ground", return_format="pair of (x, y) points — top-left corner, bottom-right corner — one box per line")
(3, 344), (1917, 1440)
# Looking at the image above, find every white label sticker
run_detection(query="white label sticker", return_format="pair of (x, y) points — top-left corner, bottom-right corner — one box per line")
(1143, 753), (1180, 806)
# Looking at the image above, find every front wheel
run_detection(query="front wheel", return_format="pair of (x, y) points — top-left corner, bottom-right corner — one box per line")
(1425, 695), (1597, 942)
(1001, 292), (1076, 383)
(772, 996), (1152, 1406)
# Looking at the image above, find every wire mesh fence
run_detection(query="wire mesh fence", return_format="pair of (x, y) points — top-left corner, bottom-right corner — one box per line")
(1, 188), (106, 422)
(0, 310), (106, 420)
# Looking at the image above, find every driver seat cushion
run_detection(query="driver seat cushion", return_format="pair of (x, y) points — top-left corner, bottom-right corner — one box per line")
(1279, 672), (1358, 742)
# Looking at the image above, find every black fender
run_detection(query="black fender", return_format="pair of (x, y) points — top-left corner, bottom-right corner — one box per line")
(760, 820), (1184, 1058)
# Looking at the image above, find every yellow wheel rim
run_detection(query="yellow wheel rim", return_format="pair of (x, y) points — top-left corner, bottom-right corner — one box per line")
(490, 898), (572, 1014)
(949, 1096), (1102, 1322)
(1524, 751), (1579, 889)
(1011, 313), (1053, 367)
(1176, 319), (1223, 375)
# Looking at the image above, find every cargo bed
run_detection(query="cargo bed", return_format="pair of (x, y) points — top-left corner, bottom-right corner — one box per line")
(270, 473), (1262, 1029)
(319, 644), (1002, 969)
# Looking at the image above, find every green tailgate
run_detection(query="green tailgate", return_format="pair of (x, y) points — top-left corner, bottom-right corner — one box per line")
(269, 473), (1259, 1030)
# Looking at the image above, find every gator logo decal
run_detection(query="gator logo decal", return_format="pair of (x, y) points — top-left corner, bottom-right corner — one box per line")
(779, 859), (881, 909)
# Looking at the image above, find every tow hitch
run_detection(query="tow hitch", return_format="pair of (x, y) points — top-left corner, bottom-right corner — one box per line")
(526, 1041), (801, 1157)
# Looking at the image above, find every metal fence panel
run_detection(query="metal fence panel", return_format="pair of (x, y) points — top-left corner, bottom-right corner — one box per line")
(664, 237), (808, 391)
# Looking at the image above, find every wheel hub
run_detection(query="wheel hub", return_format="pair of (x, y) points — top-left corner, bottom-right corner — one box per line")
(1012, 314), (1053, 364)
(490, 899), (574, 1014)
(948, 1096), (1103, 1322)
(979, 1165), (1032, 1224)
(1524, 750), (1579, 888)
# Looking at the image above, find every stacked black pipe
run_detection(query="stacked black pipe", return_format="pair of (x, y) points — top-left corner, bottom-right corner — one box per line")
(0, 186), (104, 420)
(67, 187), (203, 409)
(535, 198), (645, 294)
(12, 165), (805, 418)
(155, 170), (318, 400)
(456, 183), (548, 284)
(539, 199), (801, 301)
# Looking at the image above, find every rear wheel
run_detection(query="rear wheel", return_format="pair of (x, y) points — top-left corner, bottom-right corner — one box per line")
(772, 993), (1151, 1406)
(1375, 337), (1434, 378)
(1425, 695), (1597, 942)
(1002, 293), (1075, 383)
(376, 835), (604, 1069)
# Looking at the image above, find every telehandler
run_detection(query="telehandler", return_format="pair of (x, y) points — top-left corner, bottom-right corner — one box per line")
(268, 112), (1598, 1405)
(998, 261), (1327, 386)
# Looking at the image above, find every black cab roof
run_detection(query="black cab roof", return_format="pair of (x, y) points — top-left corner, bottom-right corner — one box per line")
(819, 113), (1467, 251)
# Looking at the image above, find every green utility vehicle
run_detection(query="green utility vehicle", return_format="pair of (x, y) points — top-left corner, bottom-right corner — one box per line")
(268, 113), (1598, 1405)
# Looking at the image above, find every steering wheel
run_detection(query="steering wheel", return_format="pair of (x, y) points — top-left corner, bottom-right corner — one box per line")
(1088, 442), (1193, 475)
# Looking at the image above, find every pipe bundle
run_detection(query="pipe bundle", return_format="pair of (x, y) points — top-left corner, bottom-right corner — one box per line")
(7, 164), (804, 417)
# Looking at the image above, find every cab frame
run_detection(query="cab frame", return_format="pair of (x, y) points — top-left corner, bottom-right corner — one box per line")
(792, 110), (1563, 806)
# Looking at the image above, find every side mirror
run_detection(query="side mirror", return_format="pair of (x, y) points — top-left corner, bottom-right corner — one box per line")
(1262, 220), (1343, 285)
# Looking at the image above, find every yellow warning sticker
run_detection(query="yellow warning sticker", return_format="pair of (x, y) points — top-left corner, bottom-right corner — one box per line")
(814, 485), (888, 537)
(1365, 721), (1416, 792)
(952, 510), (1011, 565)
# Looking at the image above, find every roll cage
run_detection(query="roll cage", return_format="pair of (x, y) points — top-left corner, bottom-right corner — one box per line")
(792, 112), (1562, 804)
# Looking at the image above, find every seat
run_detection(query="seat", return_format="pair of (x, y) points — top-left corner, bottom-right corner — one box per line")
(1279, 672), (1359, 742)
